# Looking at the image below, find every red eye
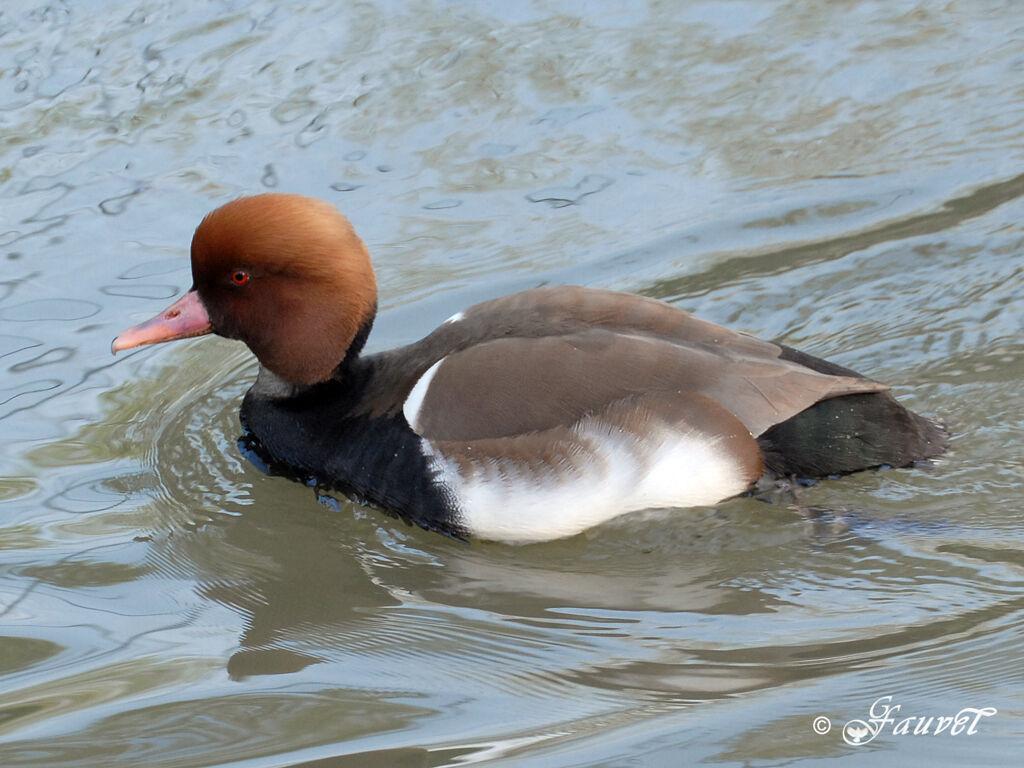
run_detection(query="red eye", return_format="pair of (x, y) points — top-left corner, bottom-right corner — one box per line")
(232, 270), (249, 286)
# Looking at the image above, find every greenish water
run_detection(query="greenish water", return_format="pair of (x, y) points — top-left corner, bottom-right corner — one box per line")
(1, 1), (1022, 766)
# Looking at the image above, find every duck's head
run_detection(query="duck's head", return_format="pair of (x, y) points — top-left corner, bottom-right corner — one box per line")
(112, 194), (377, 385)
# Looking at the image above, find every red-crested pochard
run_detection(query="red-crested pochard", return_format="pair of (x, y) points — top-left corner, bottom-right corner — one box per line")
(113, 194), (946, 542)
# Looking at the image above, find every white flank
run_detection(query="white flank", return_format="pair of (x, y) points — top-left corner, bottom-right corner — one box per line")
(402, 358), (444, 432)
(442, 310), (465, 325)
(423, 416), (751, 543)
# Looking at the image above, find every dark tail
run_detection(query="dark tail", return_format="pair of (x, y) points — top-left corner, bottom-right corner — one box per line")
(757, 391), (948, 477)
(757, 344), (948, 477)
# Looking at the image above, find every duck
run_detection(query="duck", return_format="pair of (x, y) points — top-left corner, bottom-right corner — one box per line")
(112, 193), (947, 542)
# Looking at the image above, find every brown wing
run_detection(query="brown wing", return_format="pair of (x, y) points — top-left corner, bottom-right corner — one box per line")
(426, 286), (796, 359)
(410, 323), (887, 442)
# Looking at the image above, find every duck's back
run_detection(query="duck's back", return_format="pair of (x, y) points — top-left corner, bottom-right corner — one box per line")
(389, 286), (936, 447)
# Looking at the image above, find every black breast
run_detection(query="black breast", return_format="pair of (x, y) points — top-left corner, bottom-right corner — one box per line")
(238, 370), (464, 538)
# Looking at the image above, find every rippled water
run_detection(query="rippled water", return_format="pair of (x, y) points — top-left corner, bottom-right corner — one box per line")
(2, 1), (1022, 765)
